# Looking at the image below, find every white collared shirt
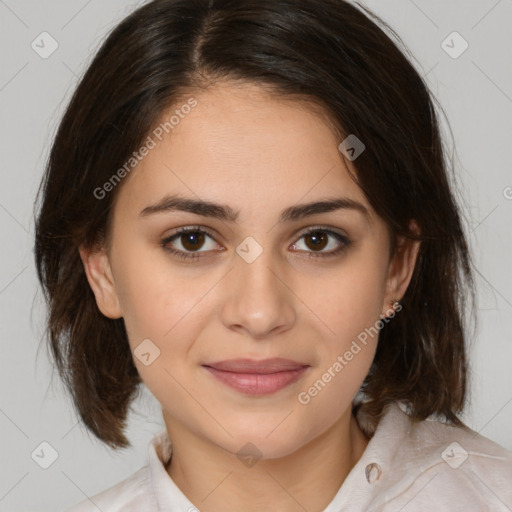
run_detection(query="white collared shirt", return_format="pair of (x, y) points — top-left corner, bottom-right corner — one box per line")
(65, 402), (512, 511)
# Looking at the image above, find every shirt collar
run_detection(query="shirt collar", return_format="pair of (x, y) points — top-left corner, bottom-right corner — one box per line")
(322, 401), (415, 511)
(148, 429), (198, 511)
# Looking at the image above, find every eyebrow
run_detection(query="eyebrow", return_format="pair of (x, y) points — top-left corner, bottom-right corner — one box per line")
(139, 194), (369, 223)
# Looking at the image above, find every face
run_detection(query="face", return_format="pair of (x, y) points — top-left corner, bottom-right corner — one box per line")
(80, 81), (418, 459)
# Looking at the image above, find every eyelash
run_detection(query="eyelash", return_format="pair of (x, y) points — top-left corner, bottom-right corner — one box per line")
(160, 226), (351, 261)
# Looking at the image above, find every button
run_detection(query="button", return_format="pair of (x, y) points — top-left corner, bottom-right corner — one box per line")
(365, 462), (382, 483)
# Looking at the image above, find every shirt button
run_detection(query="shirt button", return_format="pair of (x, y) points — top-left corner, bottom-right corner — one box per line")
(365, 462), (382, 484)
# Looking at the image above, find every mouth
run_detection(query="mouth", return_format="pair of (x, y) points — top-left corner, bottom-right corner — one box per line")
(202, 358), (310, 395)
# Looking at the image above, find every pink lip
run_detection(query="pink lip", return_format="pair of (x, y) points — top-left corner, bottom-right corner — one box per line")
(202, 358), (310, 395)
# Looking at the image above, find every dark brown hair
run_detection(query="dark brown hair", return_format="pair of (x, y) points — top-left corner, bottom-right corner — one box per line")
(34, 0), (476, 450)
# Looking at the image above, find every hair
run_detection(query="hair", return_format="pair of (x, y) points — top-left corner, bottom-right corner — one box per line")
(34, 0), (476, 450)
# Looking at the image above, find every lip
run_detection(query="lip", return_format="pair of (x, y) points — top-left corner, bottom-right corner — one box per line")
(202, 358), (310, 395)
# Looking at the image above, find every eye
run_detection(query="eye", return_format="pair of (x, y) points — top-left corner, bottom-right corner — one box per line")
(290, 227), (351, 258)
(160, 226), (351, 261)
(161, 227), (220, 260)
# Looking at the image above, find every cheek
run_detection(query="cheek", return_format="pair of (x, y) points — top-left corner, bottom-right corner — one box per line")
(294, 271), (384, 437)
(305, 254), (388, 348)
(292, 252), (387, 410)
(112, 246), (218, 379)
(112, 242), (196, 336)
(115, 262), (209, 402)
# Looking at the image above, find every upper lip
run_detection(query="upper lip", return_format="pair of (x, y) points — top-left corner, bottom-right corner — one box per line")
(203, 358), (309, 374)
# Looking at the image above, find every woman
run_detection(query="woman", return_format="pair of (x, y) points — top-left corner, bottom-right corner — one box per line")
(34, 0), (512, 510)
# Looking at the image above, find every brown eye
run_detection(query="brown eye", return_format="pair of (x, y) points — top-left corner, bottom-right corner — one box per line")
(303, 231), (329, 251)
(161, 227), (219, 260)
(161, 226), (350, 262)
(291, 228), (351, 258)
(180, 231), (206, 252)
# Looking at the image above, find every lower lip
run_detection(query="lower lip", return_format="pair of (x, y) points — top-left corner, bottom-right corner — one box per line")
(203, 366), (309, 395)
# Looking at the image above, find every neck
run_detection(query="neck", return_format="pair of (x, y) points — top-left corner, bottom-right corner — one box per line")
(164, 408), (369, 512)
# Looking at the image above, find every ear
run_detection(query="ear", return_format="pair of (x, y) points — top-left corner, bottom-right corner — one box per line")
(381, 220), (421, 318)
(78, 244), (123, 319)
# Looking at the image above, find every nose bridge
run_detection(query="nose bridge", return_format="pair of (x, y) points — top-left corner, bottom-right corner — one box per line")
(237, 238), (278, 292)
(221, 235), (295, 336)
(235, 234), (283, 302)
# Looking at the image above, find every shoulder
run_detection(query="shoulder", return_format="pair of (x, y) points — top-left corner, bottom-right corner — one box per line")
(63, 429), (196, 512)
(64, 465), (154, 512)
(406, 405), (512, 475)
(370, 403), (512, 511)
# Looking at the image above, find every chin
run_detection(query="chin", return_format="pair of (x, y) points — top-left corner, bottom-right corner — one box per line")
(213, 418), (314, 462)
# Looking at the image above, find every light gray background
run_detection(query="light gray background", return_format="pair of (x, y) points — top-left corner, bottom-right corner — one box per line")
(1, 0), (511, 510)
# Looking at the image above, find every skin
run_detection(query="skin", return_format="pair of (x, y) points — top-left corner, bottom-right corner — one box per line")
(80, 80), (420, 512)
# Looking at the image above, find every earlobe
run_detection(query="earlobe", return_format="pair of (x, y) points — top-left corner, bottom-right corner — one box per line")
(78, 245), (123, 319)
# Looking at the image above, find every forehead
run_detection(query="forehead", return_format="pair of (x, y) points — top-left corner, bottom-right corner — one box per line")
(113, 81), (373, 223)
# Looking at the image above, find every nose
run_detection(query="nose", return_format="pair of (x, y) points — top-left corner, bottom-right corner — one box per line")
(220, 242), (296, 340)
